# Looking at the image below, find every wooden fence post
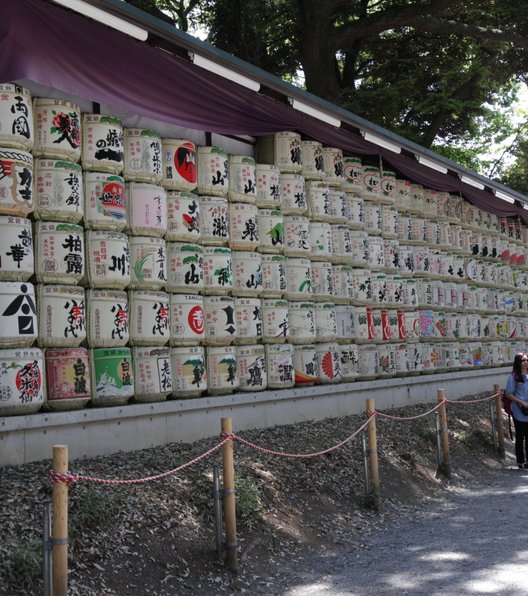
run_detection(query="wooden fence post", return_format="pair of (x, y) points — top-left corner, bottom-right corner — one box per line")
(365, 398), (380, 510)
(52, 445), (69, 596)
(221, 417), (237, 572)
(436, 389), (451, 478)
(494, 383), (506, 458)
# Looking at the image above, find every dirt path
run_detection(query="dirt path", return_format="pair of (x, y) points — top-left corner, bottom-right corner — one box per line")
(282, 467), (528, 596)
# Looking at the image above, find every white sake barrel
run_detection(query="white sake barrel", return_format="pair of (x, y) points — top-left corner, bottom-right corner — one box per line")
(229, 202), (259, 250)
(293, 344), (319, 385)
(370, 308), (389, 342)
(280, 173), (307, 215)
(367, 236), (385, 271)
(409, 343), (424, 373)
(284, 215), (311, 257)
(416, 279), (433, 308)
(82, 114), (123, 174)
(393, 343), (413, 375)
(457, 342), (473, 368)
(321, 147), (344, 186)
(123, 128), (162, 184)
(408, 216), (426, 244)
(330, 225), (353, 265)
(420, 342), (435, 373)
(161, 139), (197, 192)
(128, 290), (170, 346)
(0, 347), (45, 415)
(342, 156), (363, 193)
(332, 265), (354, 303)
(90, 347), (134, 406)
(166, 242), (203, 294)
(229, 155), (256, 203)
(0, 84), (33, 151)
(443, 342), (460, 369)
(349, 230), (369, 268)
(383, 239), (400, 272)
(84, 172), (126, 231)
(382, 206), (398, 239)
(133, 346), (172, 403)
(200, 195), (229, 245)
(266, 343), (295, 388)
(335, 305), (355, 342)
(169, 293), (204, 346)
(362, 165), (380, 199)
(314, 302), (337, 342)
(257, 131), (302, 173)
(85, 230), (130, 290)
(128, 236), (167, 290)
(232, 251), (262, 297)
(339, 343), (359, 381)
(86, 289), (129, 347)
(405, 310), (421, 341)
(345, 193), (365, 230)
(353, 306), (374, 343)
(288, 301), (316, 344)
(166, 191), (200, 242)
(301, 140), (324, 180)
(234, 297), (262, 344)
(45, 347), (91, 411)
(203, 247), (232, 295)
(378, 344), (396, 377)
(33, 98), (80, 161)
(380, 170), (396, 204)
(436, 191), (451, 221)
(255, 164), (281, 208)
(261, 254), (286, 297)
(395, 179), (412, 212)
(364, 201), (383, 235)
(0, 216), (33, 281)
(0, 281), (37, 347)
(310, 222), (333, 261)
(170, 345), (207, 397)
(37, 284), (85, 348)
(285, 257), (312, 300)
(203, 295), (236, 346)
(327, 189), (347, 224)
(418, 309), (436, 339)
(306, 181), (330, 221)
(196, 146), (229, 197)
(311, 261), (334, 301)
(351, 269), (373, 305)
(438, 221), (451, 248)
(357, 344), (379, 379)
(258, 208), (284, 253)
(0, 148), (33, 216)
(34, 221), (84, 284)
(315, 342), (341, 383)
(262, 298), (289, 342)
(126, 182), (167, 237)
(409, 184), (425, 215)
(237, 344), (267, 391)
(397, 213), (412, 243)
(413, 247), (430, 277)
(207, 345), (239, 394)
(34, 159), (83, 222)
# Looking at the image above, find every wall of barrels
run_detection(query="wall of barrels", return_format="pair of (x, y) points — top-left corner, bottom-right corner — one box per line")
(0, 82), (523, 417)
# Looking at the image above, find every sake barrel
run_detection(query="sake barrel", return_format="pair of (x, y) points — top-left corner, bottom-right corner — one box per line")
(133, 346), (172, 402)
(126, 182), (167, 238)
(345, 193), (365, 230)
(265, 343), (295, 388)
(351, 269), (373, 305)
(357, 344), (379, 379)
(327, 189), (347, 224)
(284, 215), (311, 257)
(288, 301), (316, 344)
(315, 342), (341, 383)
(82, 114), (124, 174)
(37, 284), (86, 348)
(200, 195), (229, 246)
(166, 242), (203, 294)
(203, 295), (236, 346)
(364, 201), (383, 235)
(33, 98), (80, 161)
(0, 347), (45, 415)
(229, 202), (259, 250)
(256, 131), (302, 173)
(352, 306), (373, 343)
(128, 290), (170, 346)
(382, 206), (398, 239)
(305, 181), (330, 221)
(311, 261), (334, 301)
(34, 221), (84, 284)
(280, 173), (307, 215)
(383, 239), (400, 273)
(314, 302), (337, 342)
(397, 213), (412, 243)
(367, 236), (385, 271)
(405, 310), (421, 341)
(409, 184), (425, 215)
(342, 156), (363, 193)
(165, 191), (202, 242)
(86, 289), (129, 347)
(285, 257), (312, 300)
(339, 343), (359, 381)
(409, 216), (426, 244)
(413, 247), (430, 277)
(371, 273), (388, 305)
(34, 159), (83, 222)
(234, 297), (262, 344)
(310, 221), (333, 261)
(301, 140), (324, 180)
(438, 221), (451, 249)
(84, 172), (126, 231)
(237, 344), (267, 391)
(262, 298), (289, 342)
(261, 254), (286, 297)
(362, 166), (380, 199)
(330, 225), (353, 264)
(378, 344), (396, 377)
(0, 148), (33, 216)
(423, 188), (438, 218)
(169, 293), (204, 346)
(395, 179), (412, 212)
(170, 345), (206, 397)
(393, 343), (413, 376)
(128, 236), (167, 290)
(0, 281), (37, 349)
(258, 208), (284, 254)
(255, 164), (281, 208)
(196, 146), (229, 197)
(123, 128), (162, 184)
(380, 170), (396, 204)
(349, 230), (369, 268)
(0, 84), (33, 151)
(335, 305), (355, 342)
(90, 346), (134, 406)
(420, 342), (435, 373)
(45, 347), (91, 411)
(229, 155), (256, 203)
(332, 265), (354, 303)
(85, 230), (130, 290)
(206, 345), (239, 394)
(443, 341), (461, 369)
(370, 308), (389, 342)
(321, 147), (344, 186)
(416, 279), (433, 308)
(161, 139), (197, 192)
(232, 251), (262, 297)
(203, 247), (232, 294)
(436, 191), (451, 221)
(409, 343), (424, 373)
(293, 344), (319, 385)
(0, 216), (34, 281)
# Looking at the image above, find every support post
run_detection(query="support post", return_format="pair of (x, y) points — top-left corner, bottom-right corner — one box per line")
(436, 389), (451, 479)
(52, 445), (69, 596)
(221, 418), (237, 572)
(365, 399), (380, 510)
(494, 383), (505, 458)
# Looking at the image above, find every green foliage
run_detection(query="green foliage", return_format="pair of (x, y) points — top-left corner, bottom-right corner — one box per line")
(235, 473), (262, 521)
(69, 485), (126, 537)
(9, 539), (42, 589)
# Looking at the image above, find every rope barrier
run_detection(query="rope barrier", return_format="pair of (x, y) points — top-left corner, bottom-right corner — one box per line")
(444, 391), (501, 405)
(376, 401), (445, 421)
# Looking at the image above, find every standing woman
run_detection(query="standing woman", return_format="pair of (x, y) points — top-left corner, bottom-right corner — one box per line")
(504, 352), (528, 469)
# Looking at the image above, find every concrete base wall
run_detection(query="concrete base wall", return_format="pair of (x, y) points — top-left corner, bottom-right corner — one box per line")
(0, 367), (506, 466)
